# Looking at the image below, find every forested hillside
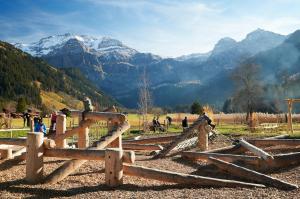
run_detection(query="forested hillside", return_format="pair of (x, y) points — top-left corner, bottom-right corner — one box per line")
(0, 41), (117, 111)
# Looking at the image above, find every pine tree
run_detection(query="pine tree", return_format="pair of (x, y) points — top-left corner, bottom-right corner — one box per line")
(190, 101), (203, 114)
(16, 97), (26, 113)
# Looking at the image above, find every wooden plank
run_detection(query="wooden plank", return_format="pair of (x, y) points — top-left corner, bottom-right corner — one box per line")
(272, 152), (300, 169)
(247, 139), (300, 147)
(208, 157), (298, 190)
(204, 144), (246, 154)
(43, 148), (135, 163)
(123, 164), (265, 188)
(123, 143), (163, 151)
(181, 151), (260, 163)
(0, 138), (27, 146)
(124, 135), (178, 145)
(239, 139), (273, 161)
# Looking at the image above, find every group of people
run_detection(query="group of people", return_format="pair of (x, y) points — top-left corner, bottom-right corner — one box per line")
(152, 117), (165, 132)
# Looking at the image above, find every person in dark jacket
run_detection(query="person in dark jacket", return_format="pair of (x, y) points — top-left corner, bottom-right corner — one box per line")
(182, 117), (188, 128)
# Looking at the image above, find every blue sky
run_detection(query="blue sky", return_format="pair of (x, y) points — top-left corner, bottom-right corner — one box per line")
(1, 0), (300, 57)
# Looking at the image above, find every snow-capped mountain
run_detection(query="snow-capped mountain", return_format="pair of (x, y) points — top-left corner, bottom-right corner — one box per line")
(14, 33), (138, 59)
(11, 29), (289, 108)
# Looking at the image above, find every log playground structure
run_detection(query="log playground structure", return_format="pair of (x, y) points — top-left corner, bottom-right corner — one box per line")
(0, 109), (299, 190)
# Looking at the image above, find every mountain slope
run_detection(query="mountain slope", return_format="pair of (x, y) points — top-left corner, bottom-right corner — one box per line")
(13, 29), (287, 108)
(0, 41), (117, 110)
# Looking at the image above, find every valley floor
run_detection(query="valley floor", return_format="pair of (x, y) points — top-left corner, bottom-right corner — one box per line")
(0, 135), (299, 198)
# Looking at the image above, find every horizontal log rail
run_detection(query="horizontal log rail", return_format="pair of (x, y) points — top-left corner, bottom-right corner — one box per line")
(44, 148), (135, 163)
(181, 151), (260, 163)
(247, 139), (300, 147)
(123, 164), (265, 188)
(122, 143), (163, 151)
(124, 135), (178, 145)
(0, 138), (27, 146)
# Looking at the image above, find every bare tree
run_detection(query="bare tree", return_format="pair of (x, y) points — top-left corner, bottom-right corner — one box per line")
(138, 67), (152, 132)
(231, 62), (263, 127)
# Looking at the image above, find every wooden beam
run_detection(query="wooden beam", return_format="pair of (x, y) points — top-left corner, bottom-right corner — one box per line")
(204, 144), (246, 154)
(78, 127), (89, 148)
(181, 151), (260, 163)
(105, 148), (123, 187)
(239, 139), (273, 161)
(0, 138), (27, 146)
(56, 114), (67, 148)
(84, 112), (126, 123)
(208, 157), (298, 190)
(26, 133), (44, 184)
(123, 164), (265, 188)
(44, 121), (130, 184)
(124, 135), (178, 145)
(43, 148), (135, 163)
(247, 139), (300, 147)
(123, 143), (163, 151)
(198, 125), (208, 151)
(264, 134), (289, 139)
(272, 152), (300, 169)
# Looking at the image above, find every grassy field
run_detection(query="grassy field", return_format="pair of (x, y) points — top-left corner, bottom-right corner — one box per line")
(1, 113), (300, 139)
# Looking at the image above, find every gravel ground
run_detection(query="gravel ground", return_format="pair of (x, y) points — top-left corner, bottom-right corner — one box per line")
(0, 135), (299, 198)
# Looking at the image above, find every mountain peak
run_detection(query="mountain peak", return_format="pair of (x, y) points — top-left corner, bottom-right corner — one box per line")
(245, 28), (284, 41)
(212, 37), (237, 55)
(13, 33), (138, 57)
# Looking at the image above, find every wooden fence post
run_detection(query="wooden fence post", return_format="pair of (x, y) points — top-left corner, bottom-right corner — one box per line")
(287, 100), (293, 133)
(56, 114), (67, 148)
(105, 148), (123, 187)
(198, 125), (208, 151)
(78, 127), (89, 148)
(26, 132), (44, 184)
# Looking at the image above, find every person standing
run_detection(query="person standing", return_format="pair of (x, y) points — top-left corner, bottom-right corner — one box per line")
(182, 116), (188, 129)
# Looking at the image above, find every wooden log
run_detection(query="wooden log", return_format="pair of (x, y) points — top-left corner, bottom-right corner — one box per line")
(208, 157), (298, 190)
(56, 114), (67, 148)
(78, 127), (89, 148)
(264, 134), (289, 139)
(84, 112), (126, 123)
(108, 120), (122, 148)
(12, 147), (26, 160)
(239, 139), (273, 161)
(198, 125), (208, 151)
(124, 135), (178, 145)
(272, 152), (300, 169)
(43, 148), (135, 163)
(123, 143), (163, 151)
(0, 138), (27, 146)
(181, 151), (260, 163)
(43, 139), (56, 149)
(204, 144), (246, 154)
(54, 119), (93, 141)
(0, 148), (12, 159)
(44, 121), (130, 184)
(123, 164), (265, 188)
(26, 132), (44, 184)
(105, 148), (123, 187)
(247, 139), (300, 147)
